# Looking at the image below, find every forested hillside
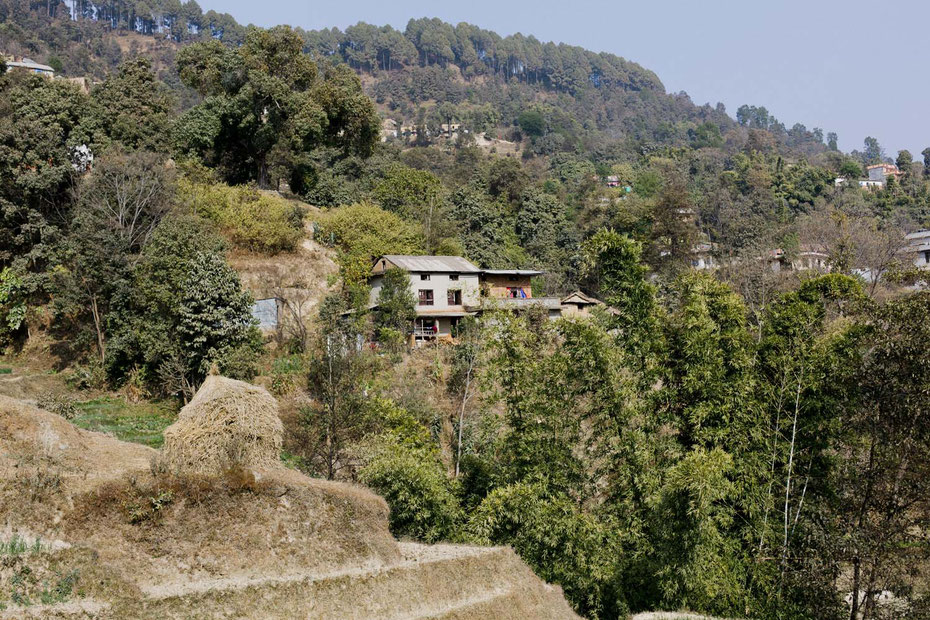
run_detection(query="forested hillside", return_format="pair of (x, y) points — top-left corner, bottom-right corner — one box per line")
(3, 2), (930, 619)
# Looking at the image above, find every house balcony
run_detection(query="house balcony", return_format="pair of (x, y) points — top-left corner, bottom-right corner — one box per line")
(472, 296), (563, 312)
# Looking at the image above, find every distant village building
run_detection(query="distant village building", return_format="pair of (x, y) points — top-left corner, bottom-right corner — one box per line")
(793, 244), (830, 272)
(370, 255), (483, 342)
(854, 163), (904, 190)
(867, 163), (904, 183)
(560, 291), (606, 318)
(903, 230), (930, 270)
(380, 118), (398, 142)
(690, 241), (717, 270)
(605, 175), (620, 187)
(4, 56), (54, 78)
(763, 248), (789, 272)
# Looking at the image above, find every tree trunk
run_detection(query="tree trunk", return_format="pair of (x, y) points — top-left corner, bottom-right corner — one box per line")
(850, 556), (861, 620)
(90, 294), (106, 364)
(455, 366), (472, 477)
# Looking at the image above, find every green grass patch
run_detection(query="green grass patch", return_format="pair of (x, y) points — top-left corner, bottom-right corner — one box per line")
(0, 367), (12, 374)
(71, 397), (177, 448)
(0, 535), (44, 557)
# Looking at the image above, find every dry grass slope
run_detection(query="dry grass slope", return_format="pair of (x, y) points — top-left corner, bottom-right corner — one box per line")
(0, 379), (578, 619)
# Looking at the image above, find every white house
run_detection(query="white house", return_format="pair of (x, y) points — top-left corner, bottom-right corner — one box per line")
(368, 255), (574, 343)
(370, 255), (483, 340)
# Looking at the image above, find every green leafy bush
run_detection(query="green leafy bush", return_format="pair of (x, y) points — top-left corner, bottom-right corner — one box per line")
(177, 178), (304, 253)
(358, 400), (460, 543)
(314, 202), (423, 284)
(466, 483), (621, 618)
(359, 442), (462, 543)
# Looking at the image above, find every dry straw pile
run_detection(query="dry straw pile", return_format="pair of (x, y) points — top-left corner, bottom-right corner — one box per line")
(157, 376), (283, 474)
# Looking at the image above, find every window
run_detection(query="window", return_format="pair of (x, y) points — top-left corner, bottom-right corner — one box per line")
(418, 290), (434, 306)
(508, 275), (520, 282)
(449, 274), (459, 281)
(447, 290), (462, 305)
(420, 274), (431, 281)
(924, 250), (930, 264)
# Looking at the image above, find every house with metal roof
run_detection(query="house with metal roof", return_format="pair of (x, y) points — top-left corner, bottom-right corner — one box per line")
(369, 256), (483, 342)
(4, 57), (54, 78)
(368, 255), (567, 342)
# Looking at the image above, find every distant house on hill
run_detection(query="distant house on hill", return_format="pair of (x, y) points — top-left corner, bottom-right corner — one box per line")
(370, 255), (483, 342)
(605, 175), (620, 187)
(903, 230), (930, 270)
(794, 244), (830, 272)
(560, 291), (612, 318)
(690, 241), (717, 270)
(867, 163), (904, 183)
(380, 118), (398, 142)
(4, 57), (54, 78)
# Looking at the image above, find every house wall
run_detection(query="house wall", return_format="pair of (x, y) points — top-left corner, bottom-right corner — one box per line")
(411, 272), (480, 311)
(561, 303), (594, 318)
(371, 272), (480, 311)
(483, 274), (534, 298)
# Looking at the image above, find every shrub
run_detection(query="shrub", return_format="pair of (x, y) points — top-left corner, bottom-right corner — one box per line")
(466, 482), (621, 618)
(359, 442), (462, 543)
(270, 355), (305, 396)
(314, 202), (423, 284)
(177, 178), (304, 253)
(36, 391), (77, 420)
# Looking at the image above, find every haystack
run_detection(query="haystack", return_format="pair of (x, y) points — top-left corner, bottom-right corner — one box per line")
(157, 375), (283, 474)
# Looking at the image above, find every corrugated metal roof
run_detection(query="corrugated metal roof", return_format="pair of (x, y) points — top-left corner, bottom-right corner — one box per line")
(7, 60), (54, 72)
(380, 255), (481, 273)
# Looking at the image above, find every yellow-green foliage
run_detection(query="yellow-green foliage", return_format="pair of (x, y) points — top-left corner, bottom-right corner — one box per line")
(177, 179), (304, 254)
(314, 202), (424, 284)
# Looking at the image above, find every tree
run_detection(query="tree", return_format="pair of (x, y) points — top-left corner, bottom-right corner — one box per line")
(517, 108), (545, 137)
(837, 293), (930, 620)
(755, 275), (866, 609)
(49, 149), (173, 366)
(372, 165), (450, 252)
(315, 202), (424, 285)
(922, 147), (930, 174)
(581, 229), (662, 376)
(75, 150), (174, 256)
(106, 214), (257, 399)
(895, 149), (912, 171)
(374, 267), (416, 340)
(0, 73), (89, 281)
(516, 190), (578, 282)
(862, 136), (884, 165)
(301, 292), (377, 479)
(0, 268), (26, 345)
(827, 132), (839, 151)
(176, 251), (261, 386)
(175, 26), (379, 188)
(447, 316), (483, 477)
(93, 57), (174, 151)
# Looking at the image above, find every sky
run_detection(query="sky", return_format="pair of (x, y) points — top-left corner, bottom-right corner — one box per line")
(200, 0), (929, 157)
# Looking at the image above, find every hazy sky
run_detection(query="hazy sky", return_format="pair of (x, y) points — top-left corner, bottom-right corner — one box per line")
(201, 0), (928, 157)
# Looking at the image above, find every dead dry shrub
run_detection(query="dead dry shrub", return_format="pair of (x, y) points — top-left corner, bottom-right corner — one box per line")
(35, 391), (76, 420)
(74, 468), (273, 528)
